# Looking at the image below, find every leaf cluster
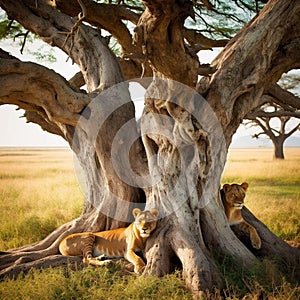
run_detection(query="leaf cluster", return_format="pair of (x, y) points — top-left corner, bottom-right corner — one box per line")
(0, 14), (29, 42)
(0, 11), (56, 62)
(188, 0), (266, 39)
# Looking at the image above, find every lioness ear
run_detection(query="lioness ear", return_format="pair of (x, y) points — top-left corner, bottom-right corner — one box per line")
(150, 209), (159, 219)
(132, 208), (141, 218)
(241, 182), (249, 191)
(223, 184), (231, 192)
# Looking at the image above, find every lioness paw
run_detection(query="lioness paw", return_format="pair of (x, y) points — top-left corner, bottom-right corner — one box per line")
(135, 263), (145, 274)
(250, 233), (261, 249)
(84, 257), (114, 267)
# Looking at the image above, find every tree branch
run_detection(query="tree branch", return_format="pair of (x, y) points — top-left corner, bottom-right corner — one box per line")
(252, 131), (266, 139)
(0, 51), (91, 133)
(204, 0), (300, 142)
(246, 110), (300, 119)
(183, 28), (229, 49)
(0, 0), (124, 92)
(285, 122), (300, 138)
(134, 0), (201, 87)
(266, 83), (300, 110)
(69, 71), (85, 89)
(24, 111), (66, 138)
(54, 0), (139, 54)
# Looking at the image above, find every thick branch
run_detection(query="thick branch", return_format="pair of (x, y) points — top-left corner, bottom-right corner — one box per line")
(267, 83), (300, 110)
(285, 122), (300, 138)
(54, 0), (139, 54)
(0, 0), (123, 91)
(0, 52), (91, 134)
(24, 111), (65, 138)
(134, 0), (201, 87)
(246, 109), (300, 119)
(69, 71), (85, 89)
(183, 28), (228, 49)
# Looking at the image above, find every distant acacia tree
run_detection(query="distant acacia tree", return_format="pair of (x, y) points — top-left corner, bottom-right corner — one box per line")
(0, 0), (300, 296)
(246, 104), (300, 159)
(246, 73), (300, 159)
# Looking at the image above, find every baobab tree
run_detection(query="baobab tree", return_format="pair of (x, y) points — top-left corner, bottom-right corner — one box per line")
(0, 0), (300, 296)
(246, 103), (300, 159)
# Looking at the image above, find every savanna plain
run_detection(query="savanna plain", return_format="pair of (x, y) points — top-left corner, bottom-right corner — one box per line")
(0, 147), (299, 299)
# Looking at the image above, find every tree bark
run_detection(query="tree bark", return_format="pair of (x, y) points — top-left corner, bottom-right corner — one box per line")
(0, 0), (300, 296)
(273, 138), (285, 159)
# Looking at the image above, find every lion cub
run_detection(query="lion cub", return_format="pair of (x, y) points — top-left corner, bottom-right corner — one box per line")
(221, 182), (261, 249)
(59, 208), (159, 273)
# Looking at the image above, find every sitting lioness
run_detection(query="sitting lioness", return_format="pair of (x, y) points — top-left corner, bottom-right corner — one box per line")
(59, 208), (159, 273)
(221, 182), (261, 249)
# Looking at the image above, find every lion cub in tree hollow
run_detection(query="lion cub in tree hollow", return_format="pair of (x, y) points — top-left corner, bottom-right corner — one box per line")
(221, 182), (261, 249)
(59, 208), (159, 274)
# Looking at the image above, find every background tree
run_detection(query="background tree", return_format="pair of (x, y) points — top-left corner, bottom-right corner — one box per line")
(246, 103), (300, 159)
(245, 73), (300, 159)
(0, 0), (299, 296)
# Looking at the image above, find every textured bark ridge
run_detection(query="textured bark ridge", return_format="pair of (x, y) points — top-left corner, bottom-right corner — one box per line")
(0, 0), (300, 295)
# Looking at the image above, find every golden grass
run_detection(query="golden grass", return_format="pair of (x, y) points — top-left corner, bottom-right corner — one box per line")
(0, 148), (84, 249)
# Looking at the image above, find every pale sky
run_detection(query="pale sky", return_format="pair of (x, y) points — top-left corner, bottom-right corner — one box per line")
(1, 40), (299, 147)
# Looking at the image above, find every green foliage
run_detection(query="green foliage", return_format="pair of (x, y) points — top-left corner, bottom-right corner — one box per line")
(108, 35), (122, 57)
(187, 0), (266, 39)
(27, 45), (57, 63)
(0, 17), (25, 40)
(0, 11), (56, 62)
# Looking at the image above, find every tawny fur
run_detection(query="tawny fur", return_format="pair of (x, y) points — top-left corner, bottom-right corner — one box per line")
(59, 208), (159, 273)
(221, 182), (261, 249)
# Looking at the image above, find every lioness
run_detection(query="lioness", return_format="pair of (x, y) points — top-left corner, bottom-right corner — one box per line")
(59, 208), (159, 273)
(221, 182), (261, 249)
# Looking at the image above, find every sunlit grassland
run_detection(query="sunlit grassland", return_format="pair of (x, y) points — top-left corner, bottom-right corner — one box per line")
(0, 147), (299, 299)
(0, 148), (83, 250)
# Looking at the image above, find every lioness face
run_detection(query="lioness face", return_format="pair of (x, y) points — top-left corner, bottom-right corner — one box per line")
(133, 208), (159, 238)
(223, 182), (248, 210)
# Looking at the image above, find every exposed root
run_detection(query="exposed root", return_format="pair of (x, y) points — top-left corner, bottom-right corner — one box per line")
(8, 219), (80, 253)
(0, 255), (83, 281)
(144, 219), (223, 294)
(170, 227), (223, 293)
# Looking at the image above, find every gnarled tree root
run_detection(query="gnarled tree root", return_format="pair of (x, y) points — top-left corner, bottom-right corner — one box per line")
(144, 220), (222, 297)
(0, 255), (83, 281)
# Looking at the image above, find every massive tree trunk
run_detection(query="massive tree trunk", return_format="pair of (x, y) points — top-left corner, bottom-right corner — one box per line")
(0, 0), (299, 295)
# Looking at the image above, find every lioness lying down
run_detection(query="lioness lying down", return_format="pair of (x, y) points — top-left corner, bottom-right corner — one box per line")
(59, 208), (159, 273)
(221, 182), (261, 249)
